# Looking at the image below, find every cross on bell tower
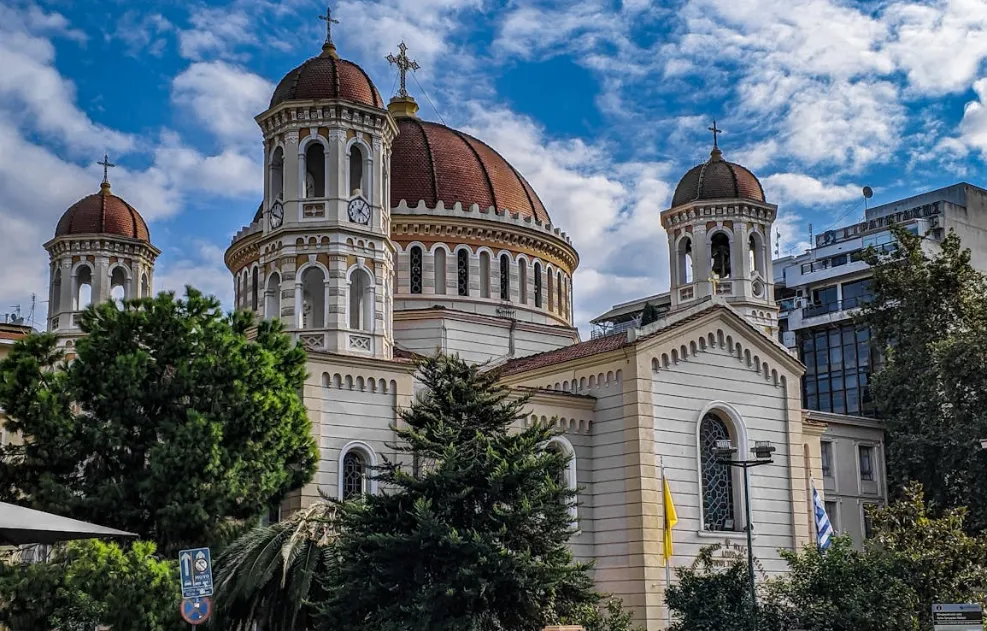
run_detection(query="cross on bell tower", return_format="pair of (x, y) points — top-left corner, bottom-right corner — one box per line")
(97, 153), (115, 187)
(386, 42), (420, 98)
(708, 120), (722, 150)
(319, 5), (339, 46)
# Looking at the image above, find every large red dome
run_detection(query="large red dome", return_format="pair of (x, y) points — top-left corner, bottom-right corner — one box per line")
(671, 148), (765, 208)
(390, 117), (550, 223)
(55, 183), (150, 242)
(270, 44), (383, 110)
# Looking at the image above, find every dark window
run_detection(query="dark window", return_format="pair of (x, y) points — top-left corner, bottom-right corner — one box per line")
(859, 446), (875, 481)
(410, 246), (423, 294)
(700, 414), (736, 531)
(251, 266), (259, 311)
(349, 144), (364, 195)
(710, 232), (731, 278)
(831, 254), (848, 267)
(800, 325), (876, 417)
(863, 506), (874, 538)
(500, 254), (510, 301)
(842, 278), (872, 309)
(457, 250), (470, 296)
(342, 451), (366, 500)
(821, 441), (833, 478)
(534, 262), (543, 308)
(557, 271), (563, 314)
(825, 500), (839, 531)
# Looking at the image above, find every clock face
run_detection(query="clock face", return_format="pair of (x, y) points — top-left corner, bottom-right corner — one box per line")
(348, 197), (371, 225)
(270, 201), (284, 228)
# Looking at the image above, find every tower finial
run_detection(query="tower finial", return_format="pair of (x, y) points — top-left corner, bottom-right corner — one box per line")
(97, 153), (115, 190)
(386, 42), (420, 98)
(319, 5), (340, 57)
(708, 120), (722, 150)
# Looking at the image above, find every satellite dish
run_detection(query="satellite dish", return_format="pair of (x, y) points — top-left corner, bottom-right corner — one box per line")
(862, 186), (873, 199)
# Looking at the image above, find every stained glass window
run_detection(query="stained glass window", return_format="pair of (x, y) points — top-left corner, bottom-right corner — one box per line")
(342, 451), (366, 500)
(700, 414), (735, 531)
(410, 246), (423, 294)
(457, 250), (469, 296)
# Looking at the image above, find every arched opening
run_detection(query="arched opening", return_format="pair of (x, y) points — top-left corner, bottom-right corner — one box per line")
(265, 272), (281, 319)
(251, 266), (259, 311)
(434, 248), (446, 295)
(349, 268), (374, 331)
(518, 259), (528, 304)
(110, 267), (128, 305)
(300, 266), (326, 329)
(545, 437), (578, 521)
(533, 262), (543, 308)
(270, 146), (284, 201)
(500, 254), (510, 301)
(749, 232), (765, 277)
(547, 268), (555, 311)
(341, 449), (368, 500)
(678, 237), (694, 284)
(479, 252), (491, 298)
(410, 246), (423, 294)
(50, 268), (62, 313)
(556, 271), (562, 314)
(140, 273), (150, 298)
(304, 142), (326, 198)
(75, 265), (93, 310)
(710, 232), (731, 279)
(699, 412), (741, 532)
(349, 144), (364, 196)
(457, 249), (470, 297)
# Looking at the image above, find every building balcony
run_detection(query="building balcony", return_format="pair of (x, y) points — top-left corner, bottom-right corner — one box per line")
(787, 296), (872, 331)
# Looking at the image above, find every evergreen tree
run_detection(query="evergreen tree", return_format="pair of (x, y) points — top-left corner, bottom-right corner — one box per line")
(318, 354), (597, 631)
(858, 227), (987, 530)
(0, 288), (318, 553)
(639, 302), (661, 327)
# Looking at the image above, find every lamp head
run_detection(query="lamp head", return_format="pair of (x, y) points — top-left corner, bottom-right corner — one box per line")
(752, 440), (775, 460)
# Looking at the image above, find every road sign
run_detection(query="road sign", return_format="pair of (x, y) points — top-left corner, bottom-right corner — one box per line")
(179, 547), (214, 599)
(933, 604), (983, 631)
(180, 597), (212, 625)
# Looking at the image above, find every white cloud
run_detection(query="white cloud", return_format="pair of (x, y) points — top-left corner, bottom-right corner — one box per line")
(957, 77), (987, 155)
(761, 173), (863, 206)
(172, 61), (274, 145)
(110, 10), (173, 57)
(178, 6), (253, 61)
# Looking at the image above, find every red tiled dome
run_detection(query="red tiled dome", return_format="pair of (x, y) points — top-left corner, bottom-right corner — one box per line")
(55, 183), (150, 242)
(391, 117), (550, 223)
(270, 45), (383, 109)
(671, 148), (765, 208)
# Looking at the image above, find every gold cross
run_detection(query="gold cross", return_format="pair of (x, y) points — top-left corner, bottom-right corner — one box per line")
(708, 272), (720, 294)
(319, 5), (339, 45)
(708, 120), (722, 149)
(386, 42), (420, 98)
(96, 153), (115, 184)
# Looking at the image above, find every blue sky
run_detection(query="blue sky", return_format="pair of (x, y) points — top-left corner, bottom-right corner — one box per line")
(2, 0), (987, 334)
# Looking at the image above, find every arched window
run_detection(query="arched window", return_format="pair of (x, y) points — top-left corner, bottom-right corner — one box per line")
(270, 146), (284, 201)
(299, 266), (326, 329)
(304, 142), (326, 198)
(75, 265), (93, 310)
(434, 248), (446, 295)
(518, 259), (528, 304)
(265, 272), (281, 319)
(341, 450), (367, 500)
(533, 262), (543, 308)
(140, 273), (150, 298)
(349, 268), (373, 331)
(500, 254), (510, 301)
(556, 271), (562, 314)
(410, 246), (423, 294)
(251, 266), (259, 311)
(51, 268), (62, 313)
(710, 232), (731, 279)
(457, 249), (470, 296)
(678, 237), (694, 284)
(110, 267), (128, 305)
(547, 271), (554, 312)
(749, 232), (765, 277)
(546, 438), (578, 521)
(479, 252), (491, 298)
(349, 144), (364, 196)
(700, 413), (737, 531)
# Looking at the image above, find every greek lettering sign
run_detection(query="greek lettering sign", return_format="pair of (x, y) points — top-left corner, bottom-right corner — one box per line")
(932, 603), (983, 631)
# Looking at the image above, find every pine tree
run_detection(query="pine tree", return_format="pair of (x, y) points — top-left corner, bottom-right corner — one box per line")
(640, 302), (661, 327)
(318, 354), (597, 631)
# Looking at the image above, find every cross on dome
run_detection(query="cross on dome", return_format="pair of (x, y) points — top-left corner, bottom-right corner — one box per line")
(97, 153), (115, 188)
(386, 42), (420, 98)
(708, 120), (722, 150)
(318, 5), (339, 45)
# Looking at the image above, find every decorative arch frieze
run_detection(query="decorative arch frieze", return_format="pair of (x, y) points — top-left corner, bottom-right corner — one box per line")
(649, 327), (784, 387)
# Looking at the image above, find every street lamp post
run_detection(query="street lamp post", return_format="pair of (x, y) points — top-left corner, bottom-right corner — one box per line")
(715, 439), (776, 631)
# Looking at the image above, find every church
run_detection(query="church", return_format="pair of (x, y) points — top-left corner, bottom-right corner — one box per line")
(40, 25), (827, 631)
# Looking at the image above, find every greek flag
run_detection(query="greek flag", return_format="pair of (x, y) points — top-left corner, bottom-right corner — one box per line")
(812, 480), (834, 551)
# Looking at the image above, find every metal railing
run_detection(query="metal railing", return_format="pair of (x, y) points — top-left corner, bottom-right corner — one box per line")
(802, 295), (872, 318)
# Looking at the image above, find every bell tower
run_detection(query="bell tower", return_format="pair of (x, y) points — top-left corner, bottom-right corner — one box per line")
(661, 124), (779, 334)
(227, 14), (397, 359)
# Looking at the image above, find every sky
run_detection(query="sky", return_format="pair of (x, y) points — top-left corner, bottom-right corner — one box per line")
(2, 0), (987, 335)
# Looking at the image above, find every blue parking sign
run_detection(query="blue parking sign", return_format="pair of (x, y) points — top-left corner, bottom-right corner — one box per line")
(179, 547), (214, 598)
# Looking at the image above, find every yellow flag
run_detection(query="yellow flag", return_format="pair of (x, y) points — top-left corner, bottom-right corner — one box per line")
(662, 475), (678, 565)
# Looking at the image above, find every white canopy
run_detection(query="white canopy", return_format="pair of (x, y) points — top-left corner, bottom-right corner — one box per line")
(0, 502), (136, 545)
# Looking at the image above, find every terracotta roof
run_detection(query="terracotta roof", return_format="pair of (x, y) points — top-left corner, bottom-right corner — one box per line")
(270, 46), (383, 109)
(55, 183), (150, 242)
(497, 333), (629, 377)
(671, 148), (765, 208)
(0, 331), (27, 341)
(391, 117), (551, 223)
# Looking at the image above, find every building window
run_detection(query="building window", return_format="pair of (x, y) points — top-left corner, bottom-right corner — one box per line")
(863, 505), (875, 538)
(251, 266), (259, 311)
(821, 441), (833, 478)
(518, 259), (528, 304)
(545, 438), (578, 521)
(349, 268), (373, 331)
(678, 237), (694, 284)
(410, 246), (423, 294)
(342, 451), (367, 500)
(479, 252), (491, 298)
(500, 254), (510, 301)
(710, 232), (731, 278)
(75, 265), (93, 310)
(270, 146), (284, 202)
(700, 413), (737, 531)
(457, 249), (470, 296)
(800, 325), (873, 416)
(557, 271), (563, 314)
(349, 144), (364, 196)
(825, 500), (839, 531)
(842, 278), (872, 309)
(434, 248), (446, 295)
(304, 141), (326, 198)
(299, 266), (326, 329)
(533, 262), (543, 308)
(859, 445), (875, 481)
(51, 269), (62, 313)
(265, 272), (281, 319)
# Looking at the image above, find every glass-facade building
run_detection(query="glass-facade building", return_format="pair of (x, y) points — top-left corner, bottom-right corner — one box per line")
(799, 324), (874, 416)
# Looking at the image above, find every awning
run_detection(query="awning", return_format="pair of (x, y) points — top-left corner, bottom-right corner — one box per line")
(0, 501), (137, 545)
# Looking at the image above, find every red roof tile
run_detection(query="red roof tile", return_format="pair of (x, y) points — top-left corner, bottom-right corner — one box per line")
(497, 333), (629, 377)
(671, 148), (765, 208)
(270, 47), (383, 109)
(54, 184), (149, 242)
